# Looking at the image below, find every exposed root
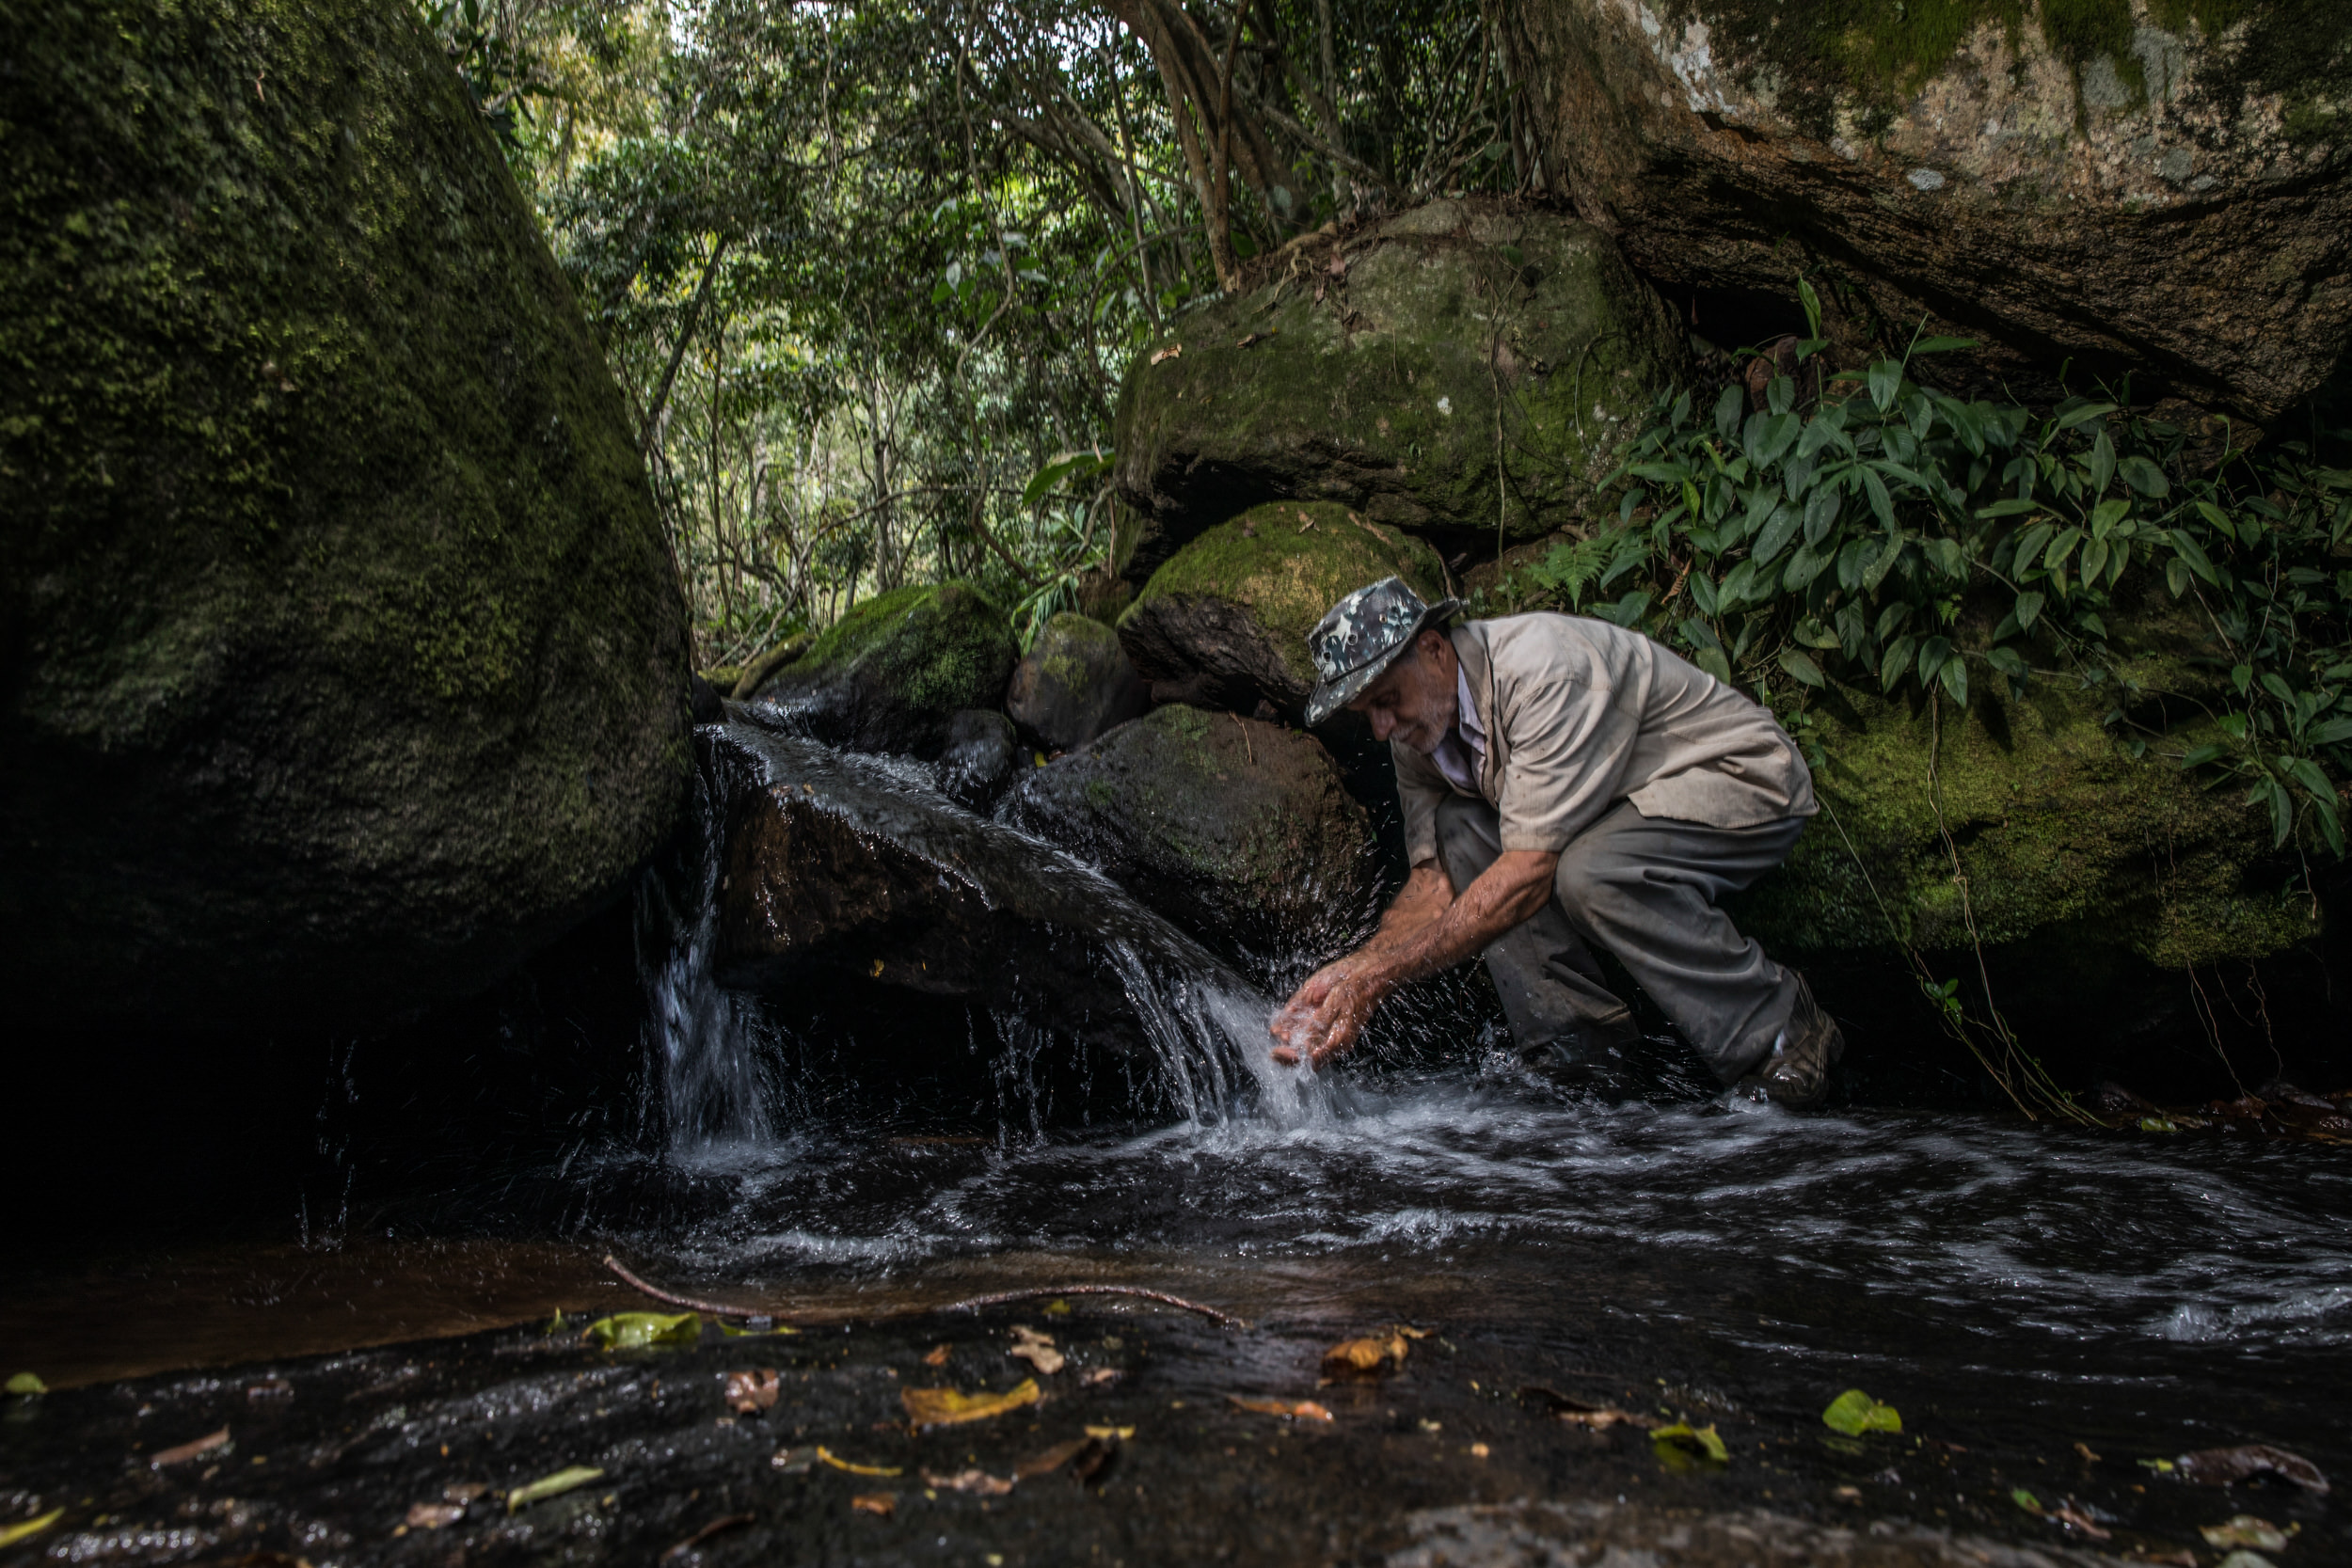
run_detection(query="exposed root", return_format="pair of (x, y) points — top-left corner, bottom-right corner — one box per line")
(943, 1284), (1247, 1329)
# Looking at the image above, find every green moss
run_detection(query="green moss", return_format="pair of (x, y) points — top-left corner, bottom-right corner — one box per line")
(1113, 202), (1682, 557)
(1125, 501), (1448, 688)
(790, 581), (1014, 715)
(0, 0), (691, 1020)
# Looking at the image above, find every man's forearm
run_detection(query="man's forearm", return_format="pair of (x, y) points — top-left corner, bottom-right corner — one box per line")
(1367, 850), (1557, 990)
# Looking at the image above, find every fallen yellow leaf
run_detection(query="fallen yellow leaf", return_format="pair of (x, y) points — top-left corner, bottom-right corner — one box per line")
(0, 1510), (63, 1549)
(901, 1379), (1042, 1430)
(922, 1468), (1014, 1497)
(850, 1493), (895, 1518)
(816, 1446), (902, 1477)
(1322, 1328), (1410, 1378)
(1084, 1424), (1136, 1440)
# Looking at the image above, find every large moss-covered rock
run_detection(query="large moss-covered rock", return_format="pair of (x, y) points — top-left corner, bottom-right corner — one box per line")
(1111, 200), (1686, 573)
(1507, 0), (2351, 425)
(1117, 500), (1450, 719)
(746, 582), (1016, 758)
(1734, 613), (2314, 971)
(1000, 705), (1380, 963)
(0, 0), (691, 1031)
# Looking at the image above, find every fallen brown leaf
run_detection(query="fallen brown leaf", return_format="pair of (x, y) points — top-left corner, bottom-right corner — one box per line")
(2047, 1502), (2111, 1540)
(151, 1427), (230, 1467)
(922, 1468), (1014, 1497)
(901, 1379), (1041, 1430)
(443, 1482), (490, 1503)
(1228, 1395), (1334, 1423)
(1518, 1386), (1654, 1430)
(1148, 343), (1181, 366)
(1015, 1437), (1091, 1480)
(723, 1368), (779, 1414)
(1009, 1325), (1065, 1376)
(404, 1504), (463, 1530)
(850, 1494), (895, 1518)
(1082, 1367), (1120, 1386)
(923, 1344), (951, 1367)
(2074, 1441), (2101, 1463)
(660, 1512), (755, 1560)
(1322, 1328), (1408, 1379)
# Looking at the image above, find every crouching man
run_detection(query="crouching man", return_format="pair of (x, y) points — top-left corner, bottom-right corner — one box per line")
(1268, 577), (1844, 1106)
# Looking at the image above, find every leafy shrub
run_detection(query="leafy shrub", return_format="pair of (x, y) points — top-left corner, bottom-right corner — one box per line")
(1479, 329), (2352, 853)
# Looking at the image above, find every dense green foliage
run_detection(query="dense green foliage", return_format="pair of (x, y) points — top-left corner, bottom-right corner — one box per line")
(412, 0), (1516, 664)
(1480, 314), (2352, 853)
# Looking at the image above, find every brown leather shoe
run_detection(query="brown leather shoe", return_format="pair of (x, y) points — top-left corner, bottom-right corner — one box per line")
(1739, 977), (1845, 1109)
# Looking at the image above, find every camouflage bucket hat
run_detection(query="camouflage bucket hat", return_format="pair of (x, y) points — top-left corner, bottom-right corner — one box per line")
(1304, 577), (1467, 726)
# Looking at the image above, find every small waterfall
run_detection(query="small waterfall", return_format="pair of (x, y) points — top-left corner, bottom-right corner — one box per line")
(1104, 941), (1331, 1130)
(638, 758), (778, 1155)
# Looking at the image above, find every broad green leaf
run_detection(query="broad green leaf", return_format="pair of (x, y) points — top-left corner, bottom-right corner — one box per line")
(2052, 401), (2118, 432)
(2312, 718), (2352, 746)
(1803, 486), (1842, 545)
(2015, 590), (2044, 629)
(2252, 774), (2293, 847)
(2262, 671), (2295, 705)
(1940, 657), (1968, 705)
(2318, 796), (2346, 857)
(1986, 645), (2028, 681)
(2169, 530), (2219, 585)
(1822, 1389), (1902, 1436)
(5, 1372), (44, 1396)
(2044, 528), (2083, 571)
(1679, 615), (1724, 653)
(1796, 414), (1851, 461)
(1862, 468), (1897, 531)
(1754, 503), (1802, 565)
(2119, 454), (2170, 498)
(1695, 647), (1735, 686)
(2088, 431), (2117, 494)
(508, 1465), (605, 1513)
(582, 1312), (700, 1350)
(1977, 498), (2040, 518)
(1689, 571), (1720, 615)
(1910, 336), (1977, 356)
(1768, 374), (1797, 418)
(1744, 410), (1801, 467)
(1793, 615), (1840, 649)
(2287, 756), (2335, 805)
(2079, 537), (2110, 585)
(1862, 531), (1905, 593)
(1712, 384), (1744, 444)
(1881, 636), (1917, 693)
(2012, 522), (2055, 576)
(1798, 276), (1823, 339)
(1719, 559), (1759, 609)
(2089, 497), (2131, 535)
(2167, 557), (2193, 596)
(1916, 636), (1953, 685)
(1781, 544), (1832, 592)
(2177, 744), (2222, 769)
(1867, 359), (1901, 413)
(1778, 648), (1824, 687)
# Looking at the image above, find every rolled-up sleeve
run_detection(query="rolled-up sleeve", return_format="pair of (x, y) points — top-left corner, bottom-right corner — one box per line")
(1495, 672), (1640, 852)
(1394, 741), (1452, 868)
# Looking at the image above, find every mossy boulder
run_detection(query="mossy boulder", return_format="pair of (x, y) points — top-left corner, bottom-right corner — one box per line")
(1005, 613), (1149, 752)
(746, 582), (1016, 758)
(1734, 606), (2316, 973)
(1117, 500), (1450, 719)
(1111, 199), (1686, 574)
(0, 0), (691, 1032)
(935, 708), (1023, 814)
(1508, 0), (2352, 425)
(999, 705), (1380, 964)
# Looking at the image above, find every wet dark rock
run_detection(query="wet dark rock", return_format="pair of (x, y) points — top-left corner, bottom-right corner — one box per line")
(745, 582), (1016, 759)
(1111, 200), (1684, 571)
(999, 705), (1378, 963)
(707, 723), (1239, 1048)
(1117, 500), (1450, 720)
(935, 708), (1023, 814)
(0, 0), (692, 1033)
(1005, 613), (1149, 752)
(1506, 0), (2351, 426)
(691, 675), (727, 725)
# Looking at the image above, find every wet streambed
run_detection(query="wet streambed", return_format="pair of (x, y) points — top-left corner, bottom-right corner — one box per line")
(6, 1057), (2347, 1566)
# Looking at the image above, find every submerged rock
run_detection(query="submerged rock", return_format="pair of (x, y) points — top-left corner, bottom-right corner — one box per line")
(1507, 0), (2352, 424)
(935, 708), (1023, 814)
(999, 705), (1379, 963)
(1111, 200), (1684, 571)
(0, 0), (691, 1031)
(746, 582), (1016, 758)
(1117, 500), (1450, 718)
(1005, 613), (1148, 752)
(708, 723), (1247, 1049)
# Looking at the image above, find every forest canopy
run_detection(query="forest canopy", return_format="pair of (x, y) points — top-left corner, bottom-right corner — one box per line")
(416, 0), (1521, 667)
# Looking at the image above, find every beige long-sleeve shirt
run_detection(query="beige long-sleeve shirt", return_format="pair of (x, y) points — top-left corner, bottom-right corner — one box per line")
(1395, 614), (1816, 867)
